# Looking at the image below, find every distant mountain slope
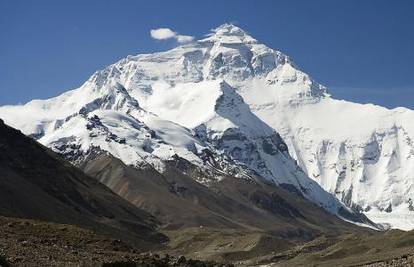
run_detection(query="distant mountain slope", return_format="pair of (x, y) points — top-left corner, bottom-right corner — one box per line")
(79, 151), (372, 237)
(0, 119), (165, 248)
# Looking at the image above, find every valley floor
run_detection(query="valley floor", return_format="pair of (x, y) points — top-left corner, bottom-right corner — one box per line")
(1, 215), (414, 267)
(0, 216), (230, 267)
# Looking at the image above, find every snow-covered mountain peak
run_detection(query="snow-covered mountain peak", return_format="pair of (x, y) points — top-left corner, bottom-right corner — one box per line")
(78, 24), (326, 105)
(201, 26), (291, 81)
(201, 23), (258, 44)
(79, 80), (140, 114)
(5, 24), (405, 229)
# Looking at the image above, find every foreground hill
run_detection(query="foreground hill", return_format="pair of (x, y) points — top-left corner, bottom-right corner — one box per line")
(0, 119), (165, 248)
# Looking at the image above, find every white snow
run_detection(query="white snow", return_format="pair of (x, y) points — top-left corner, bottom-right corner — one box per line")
(143, 80), (224, 129)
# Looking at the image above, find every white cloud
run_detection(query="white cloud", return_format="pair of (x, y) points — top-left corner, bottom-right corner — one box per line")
(150, 28), (194, 43)
(150, 28), (176, 40)
(176, 34), (194, 43)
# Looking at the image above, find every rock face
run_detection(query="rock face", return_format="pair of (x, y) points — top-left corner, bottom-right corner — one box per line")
(2, 23), (410, 228)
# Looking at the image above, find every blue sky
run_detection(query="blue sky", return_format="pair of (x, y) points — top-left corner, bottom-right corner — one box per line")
(1, 0), (413, 108)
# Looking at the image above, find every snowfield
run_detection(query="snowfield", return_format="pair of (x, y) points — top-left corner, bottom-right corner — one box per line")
(1, 24), (413, 229)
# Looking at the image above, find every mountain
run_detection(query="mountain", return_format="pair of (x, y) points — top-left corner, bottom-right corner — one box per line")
(0, 118), (165, 248)
(0, 23), (394, 228)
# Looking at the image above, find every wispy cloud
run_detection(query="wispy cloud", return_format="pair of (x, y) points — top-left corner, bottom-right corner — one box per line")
(150, 28), (194, 43)
(176, 34), (194, 43)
